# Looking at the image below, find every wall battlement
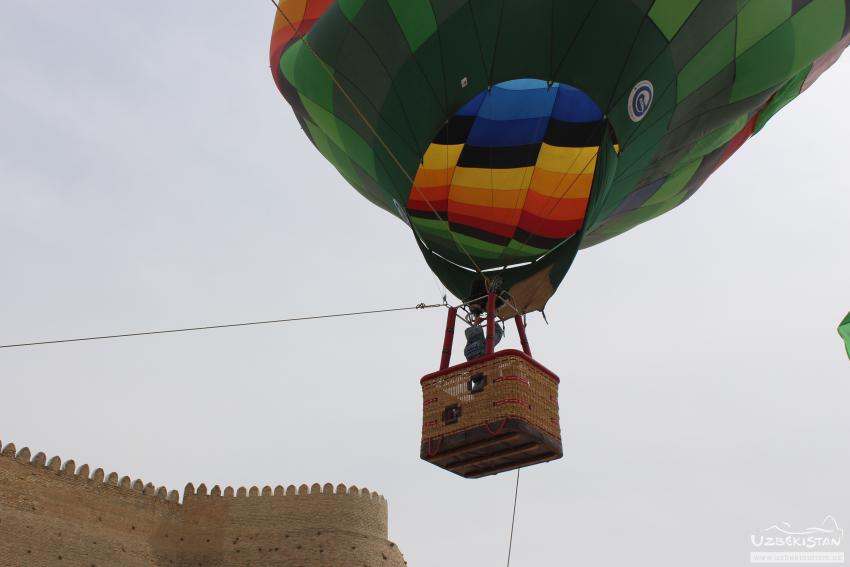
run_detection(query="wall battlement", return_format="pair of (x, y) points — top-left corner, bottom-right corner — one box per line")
(0, 439), (405, 567)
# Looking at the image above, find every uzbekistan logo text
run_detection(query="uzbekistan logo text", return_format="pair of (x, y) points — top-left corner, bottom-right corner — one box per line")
(750, 516), (844, 564)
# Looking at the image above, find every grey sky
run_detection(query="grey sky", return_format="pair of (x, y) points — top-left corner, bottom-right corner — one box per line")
(1, 4), (848, 566)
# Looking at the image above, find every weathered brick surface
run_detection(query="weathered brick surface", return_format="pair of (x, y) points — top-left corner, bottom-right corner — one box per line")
(0, 440), (406, 567)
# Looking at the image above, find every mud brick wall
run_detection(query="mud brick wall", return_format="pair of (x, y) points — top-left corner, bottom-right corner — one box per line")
(0, 439), (406, 567)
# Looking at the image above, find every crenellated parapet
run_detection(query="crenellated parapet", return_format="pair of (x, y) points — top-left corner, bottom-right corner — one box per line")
(0, 440), (386, 508)
(1, 439), (181, 502)
(0, 438), (405, 567)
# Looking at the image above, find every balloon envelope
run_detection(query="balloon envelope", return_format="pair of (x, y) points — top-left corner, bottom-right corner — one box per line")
(270, 1), (849, 312)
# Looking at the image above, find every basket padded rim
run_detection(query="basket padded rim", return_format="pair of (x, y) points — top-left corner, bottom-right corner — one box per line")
(420, 349), (560, 385)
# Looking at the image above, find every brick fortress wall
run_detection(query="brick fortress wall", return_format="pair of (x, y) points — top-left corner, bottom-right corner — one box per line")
(0, 439), (406, 567)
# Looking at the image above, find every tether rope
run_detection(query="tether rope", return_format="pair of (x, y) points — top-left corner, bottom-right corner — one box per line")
(0, 302), (446, 349)
(506, 468), (521, 567)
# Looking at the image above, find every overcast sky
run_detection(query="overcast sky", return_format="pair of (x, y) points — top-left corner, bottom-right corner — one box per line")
(1, 4), (848, 566)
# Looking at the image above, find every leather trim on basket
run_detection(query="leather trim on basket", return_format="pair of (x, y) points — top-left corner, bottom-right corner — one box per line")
(494, 376), (530, 385)
(420, 349), (560, 384)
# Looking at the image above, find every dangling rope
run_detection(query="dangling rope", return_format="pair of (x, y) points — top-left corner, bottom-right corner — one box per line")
(506, 468), (521, 567)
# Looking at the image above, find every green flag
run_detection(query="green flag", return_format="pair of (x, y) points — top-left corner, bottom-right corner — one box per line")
(839, 313), (850, 360)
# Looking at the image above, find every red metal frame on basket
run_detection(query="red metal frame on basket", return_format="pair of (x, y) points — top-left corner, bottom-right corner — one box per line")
(439, 307), (458, 370)
(437, 292), (536, 371)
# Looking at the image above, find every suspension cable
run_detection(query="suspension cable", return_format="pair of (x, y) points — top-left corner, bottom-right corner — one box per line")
(0, 302), (446, 350)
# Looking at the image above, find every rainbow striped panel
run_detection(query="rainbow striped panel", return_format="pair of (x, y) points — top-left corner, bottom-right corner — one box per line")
(407, 80), (608, 269)
(269, 0), (334, 75)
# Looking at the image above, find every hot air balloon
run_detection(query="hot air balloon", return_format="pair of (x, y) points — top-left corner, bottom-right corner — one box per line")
(270, 0), (849, 477)
(840, 313), (850, 360)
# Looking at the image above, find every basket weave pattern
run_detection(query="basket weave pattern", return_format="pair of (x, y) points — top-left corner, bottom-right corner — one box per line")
(421, 352), (560, 441)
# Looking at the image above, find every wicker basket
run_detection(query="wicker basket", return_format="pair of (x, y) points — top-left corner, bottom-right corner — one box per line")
(420, 349), (562, 478)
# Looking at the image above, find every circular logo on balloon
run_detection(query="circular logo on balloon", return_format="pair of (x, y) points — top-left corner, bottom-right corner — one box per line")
(628, 80), (654, 122)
